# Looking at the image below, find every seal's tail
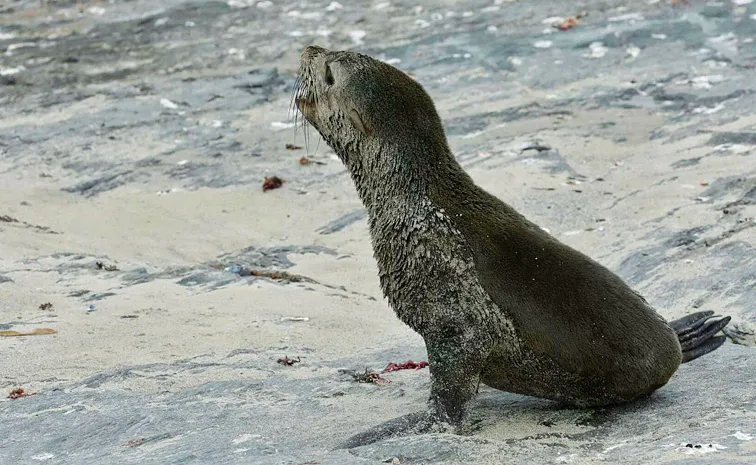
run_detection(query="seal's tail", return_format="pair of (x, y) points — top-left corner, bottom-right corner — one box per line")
(669, 311), (731, 363)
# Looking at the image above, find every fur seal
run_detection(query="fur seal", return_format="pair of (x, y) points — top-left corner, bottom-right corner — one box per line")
(293, 45), (731, 447)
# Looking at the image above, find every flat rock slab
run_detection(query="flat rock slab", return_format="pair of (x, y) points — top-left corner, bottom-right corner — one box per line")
(1, 343), (754, 464)
(1, 0), (755, 464)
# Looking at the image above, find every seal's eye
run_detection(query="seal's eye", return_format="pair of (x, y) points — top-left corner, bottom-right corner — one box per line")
(325, 64), (335, 86)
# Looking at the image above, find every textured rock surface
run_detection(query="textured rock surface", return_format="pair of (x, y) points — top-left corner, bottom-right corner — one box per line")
(1, 0), (754, 464)
(2, 344), (755, 464)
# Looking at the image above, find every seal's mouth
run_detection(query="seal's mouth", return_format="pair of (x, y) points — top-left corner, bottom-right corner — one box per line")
(294, 94), (319, 132)
(295, 96), (315, 118)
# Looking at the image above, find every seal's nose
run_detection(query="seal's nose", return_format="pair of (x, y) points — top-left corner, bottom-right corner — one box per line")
(301, 45), (327, 62)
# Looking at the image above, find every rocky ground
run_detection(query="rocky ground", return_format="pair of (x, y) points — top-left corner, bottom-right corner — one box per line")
(1, 0), (755, 464)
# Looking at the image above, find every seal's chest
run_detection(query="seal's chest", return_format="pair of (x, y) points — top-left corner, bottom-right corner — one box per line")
(368, 205), (506, 333)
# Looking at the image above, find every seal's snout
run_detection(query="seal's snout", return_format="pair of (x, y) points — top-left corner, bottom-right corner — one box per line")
(295, 45), (331, 125)
(301, 45), (328, 63)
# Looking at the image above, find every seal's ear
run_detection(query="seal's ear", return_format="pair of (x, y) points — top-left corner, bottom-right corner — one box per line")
(348, 107), (371, 136)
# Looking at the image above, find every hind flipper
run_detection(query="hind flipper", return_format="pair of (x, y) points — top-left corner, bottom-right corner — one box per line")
(679, 316), (731, 351)
(668, 311), (714, 333)
(669, 312), (731, 363)
(682, 335), (726, 363)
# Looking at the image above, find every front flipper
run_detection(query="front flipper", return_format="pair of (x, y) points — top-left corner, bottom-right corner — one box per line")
(336, 410), (443, 449)
(337, 327), (491, 449)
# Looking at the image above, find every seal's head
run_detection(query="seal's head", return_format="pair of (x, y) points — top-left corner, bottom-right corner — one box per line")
(294, 46), (451, 172)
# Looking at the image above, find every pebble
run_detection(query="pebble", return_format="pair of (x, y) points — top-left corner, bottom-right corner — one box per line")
(541, 16), (564, 24)
(160, 98), (179, 109)
(0, 66), (25, 76)
(225, 265), (243, 274)
(585, 42), (608, 59)
(533, 40), (553, 49)
(608, 13), (644, 22)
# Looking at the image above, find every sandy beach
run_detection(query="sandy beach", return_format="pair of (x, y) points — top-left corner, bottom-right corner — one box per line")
(1, 0), (755, 463)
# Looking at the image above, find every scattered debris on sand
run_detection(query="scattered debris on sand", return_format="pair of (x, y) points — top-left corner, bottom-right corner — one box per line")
(263, 176), (284, 191)
(299, 156), (325, 165)
(95, 261), (119, 271)
(277, 356), (301, 366)
(556, 17), (579, 30)
(551, 11), (587, 31)
(0, 214), (59, 234)
(0, 328), (56, 337)
(120, 438), (146, 448)
(250, 270), (302, 281)
(382, 360), (429, 373)
(8, 388), (35, 399)
(340, 368), (392, 385)
(280, 316), (309, 322)
(221, 264), (307, 282)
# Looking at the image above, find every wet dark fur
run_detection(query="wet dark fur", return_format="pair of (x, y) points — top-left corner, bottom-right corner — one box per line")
(293, 45), (731, 447)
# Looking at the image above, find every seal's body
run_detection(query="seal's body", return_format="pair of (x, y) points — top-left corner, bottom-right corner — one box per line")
(294, 45), (730, 446)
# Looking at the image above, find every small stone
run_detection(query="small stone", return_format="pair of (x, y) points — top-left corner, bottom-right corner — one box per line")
(160, 98), (179, 109)
(585, 42), (608, 59)
(626, 46), (641, 58)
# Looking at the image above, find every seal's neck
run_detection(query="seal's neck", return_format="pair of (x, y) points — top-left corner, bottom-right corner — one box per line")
(346, 139), (463, 216)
